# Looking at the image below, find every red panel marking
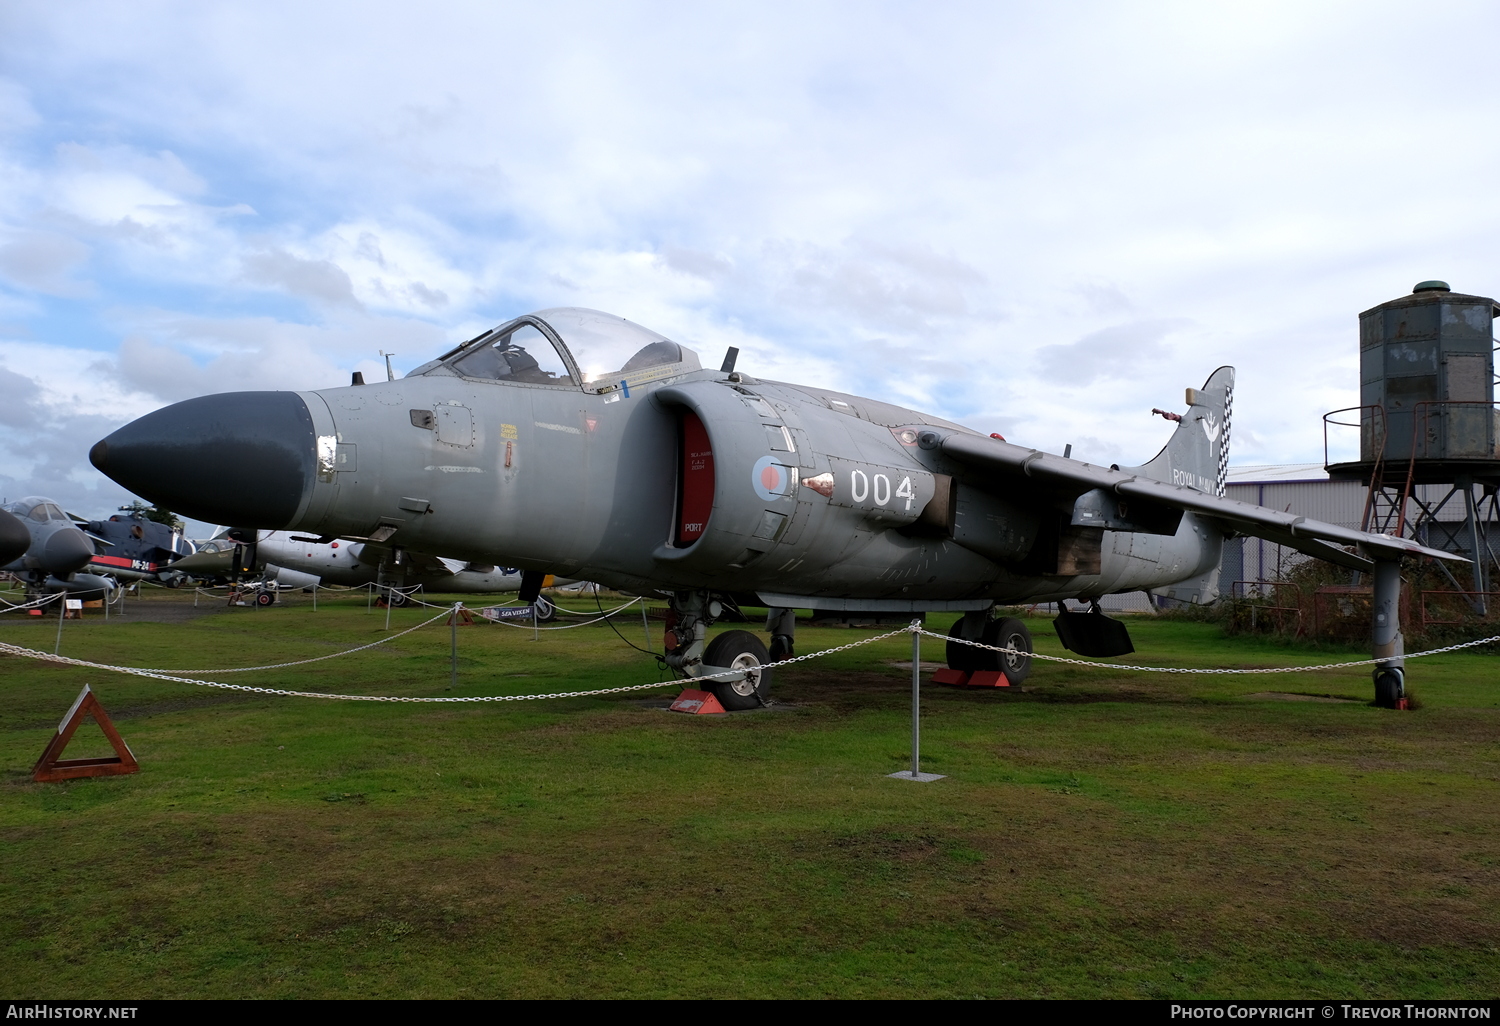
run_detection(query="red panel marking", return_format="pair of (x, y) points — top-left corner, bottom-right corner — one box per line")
(91, 555), (159, 571)
(677, 410), (714, 546)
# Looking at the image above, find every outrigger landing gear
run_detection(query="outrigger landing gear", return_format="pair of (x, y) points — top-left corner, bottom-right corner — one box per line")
(664, 591), (771, 711)
(1372, 558), (1407, 709)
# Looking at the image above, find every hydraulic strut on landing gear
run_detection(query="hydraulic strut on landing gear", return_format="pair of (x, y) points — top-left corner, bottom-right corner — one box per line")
(663, 590), (771, 711)
(1372, 558), (1407, 709)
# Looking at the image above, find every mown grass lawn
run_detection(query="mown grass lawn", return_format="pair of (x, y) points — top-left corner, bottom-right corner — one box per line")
(2, 589), (1497, 999)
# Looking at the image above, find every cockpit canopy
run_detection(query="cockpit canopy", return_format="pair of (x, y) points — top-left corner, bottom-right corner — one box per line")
(4, 497), (68, 523)
(413, 307), (700, 392)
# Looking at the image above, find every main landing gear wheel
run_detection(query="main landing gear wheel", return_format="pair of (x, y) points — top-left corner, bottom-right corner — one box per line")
(704, 629), (772, 711)
(946, 615), (1033, 683)
(946, 618), (995, 672)
(991, 616), (1033, 685)
(533, 595), (556, 623)
(387, 590), (410, 608)
(255, 590), (276, 607)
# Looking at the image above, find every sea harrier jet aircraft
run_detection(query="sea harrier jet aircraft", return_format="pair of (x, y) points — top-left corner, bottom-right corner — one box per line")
(90, 308), (1457, 709)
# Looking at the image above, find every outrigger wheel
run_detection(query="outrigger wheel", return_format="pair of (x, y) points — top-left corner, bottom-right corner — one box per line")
(704, 629), (772, 711)
(945, 613), (1033, 684)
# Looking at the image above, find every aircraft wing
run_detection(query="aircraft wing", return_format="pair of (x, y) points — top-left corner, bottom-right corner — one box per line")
(939, 433), (1464, 572)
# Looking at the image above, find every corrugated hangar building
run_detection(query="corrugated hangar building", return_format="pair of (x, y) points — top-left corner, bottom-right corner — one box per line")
(1096, 464), (1491, 612)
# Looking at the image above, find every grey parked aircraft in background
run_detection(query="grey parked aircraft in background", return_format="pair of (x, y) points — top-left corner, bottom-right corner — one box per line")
(172, 528), (537, 608)
(91, 307), (1458, 709)
(2, 496), (115, 600)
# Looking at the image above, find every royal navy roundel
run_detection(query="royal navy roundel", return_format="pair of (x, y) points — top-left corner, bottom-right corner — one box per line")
(751, 455), (792, 501)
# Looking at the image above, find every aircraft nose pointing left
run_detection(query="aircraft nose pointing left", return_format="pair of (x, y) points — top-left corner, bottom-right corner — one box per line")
(42, 527), (95, 575)
(90, 391), (317, 529)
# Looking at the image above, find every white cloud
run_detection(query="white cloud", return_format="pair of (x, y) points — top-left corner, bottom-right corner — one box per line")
(0, 0), (1497, 506)
(0, 229), (92, 296)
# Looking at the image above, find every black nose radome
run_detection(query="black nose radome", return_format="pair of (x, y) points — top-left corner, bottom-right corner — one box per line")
(90, 391), (316, 529)
(43, 527), (95, 576)
(0, 508), (30, 567)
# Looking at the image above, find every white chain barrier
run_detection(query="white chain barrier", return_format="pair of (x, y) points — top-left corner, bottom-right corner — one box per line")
(0, 591), (64, 613)
(932, 627), (1500, 672)
(546, 595), (649, 617)
(476, 596), (644, 630)
(0, 619), (913, 702)
(113, 607), (453, 674)
(1, 613), (1496, 703)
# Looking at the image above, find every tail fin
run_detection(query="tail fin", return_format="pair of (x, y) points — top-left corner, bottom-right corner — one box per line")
(1131, 366), (1234, 497)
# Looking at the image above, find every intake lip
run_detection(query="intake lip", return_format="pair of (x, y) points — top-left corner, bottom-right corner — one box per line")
(42, 526), (95, 576)
(90, 391), (316, 529)
(0, 508), (29, 567)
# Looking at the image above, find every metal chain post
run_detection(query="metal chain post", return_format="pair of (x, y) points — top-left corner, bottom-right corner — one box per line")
(911, 624), (920, 776)
(450, 601), (460, 689)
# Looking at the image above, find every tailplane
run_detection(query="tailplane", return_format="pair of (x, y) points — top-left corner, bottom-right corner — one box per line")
(1130, 366), (1234, 497)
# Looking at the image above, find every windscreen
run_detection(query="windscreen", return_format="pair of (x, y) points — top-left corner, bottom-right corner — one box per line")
(9, 499), (66, 522)
(534, 308), (700, 389)
(449, 323), (574, 385)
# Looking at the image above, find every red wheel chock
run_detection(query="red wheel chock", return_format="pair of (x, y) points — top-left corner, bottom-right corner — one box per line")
(932, 668), (1011, 688)
(669, 689), (727, 714)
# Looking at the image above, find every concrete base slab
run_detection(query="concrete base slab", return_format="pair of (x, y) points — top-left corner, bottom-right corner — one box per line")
(887, 770), (946, 782)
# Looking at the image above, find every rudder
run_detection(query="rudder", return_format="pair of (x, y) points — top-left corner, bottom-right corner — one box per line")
(1130, 366), (1234, 497)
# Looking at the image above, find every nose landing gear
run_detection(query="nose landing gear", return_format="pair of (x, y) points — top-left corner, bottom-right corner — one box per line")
(665, 591), (773, 711)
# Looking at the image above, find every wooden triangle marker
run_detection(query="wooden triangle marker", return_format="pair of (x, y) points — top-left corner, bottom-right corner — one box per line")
(32, 685), (140, 783)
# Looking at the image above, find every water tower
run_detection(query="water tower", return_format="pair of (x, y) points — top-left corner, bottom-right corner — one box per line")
(1325, 281), (1500, 611)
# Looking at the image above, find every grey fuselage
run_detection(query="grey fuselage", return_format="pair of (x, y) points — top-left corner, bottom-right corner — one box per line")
(276, 371), (1217, 607)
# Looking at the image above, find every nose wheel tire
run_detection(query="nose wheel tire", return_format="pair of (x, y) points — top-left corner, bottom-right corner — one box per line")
(703, 630), (772, 711)
(255, 590), (276, 607)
